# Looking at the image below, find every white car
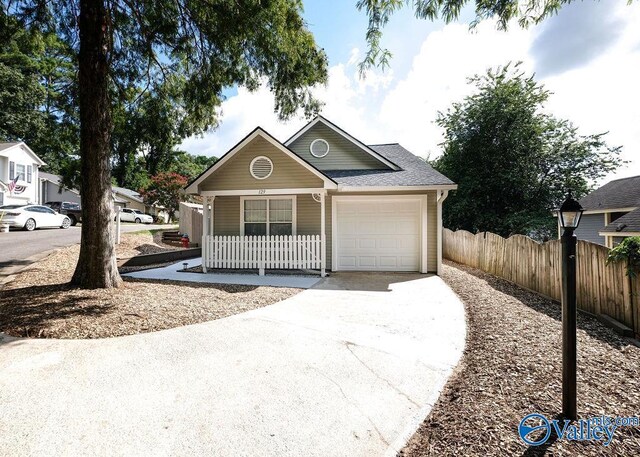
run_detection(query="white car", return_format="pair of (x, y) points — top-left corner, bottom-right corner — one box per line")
(0, 204), (71, 231)
(118, 208), (153, 224)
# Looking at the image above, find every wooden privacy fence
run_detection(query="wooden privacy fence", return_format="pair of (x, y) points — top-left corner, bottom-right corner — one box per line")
(178, 202), (203, 243)
(202, 235), (324, 274)
(443, 229), (639, 336)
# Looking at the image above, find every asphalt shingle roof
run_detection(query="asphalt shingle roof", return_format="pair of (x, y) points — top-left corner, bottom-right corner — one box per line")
(602, 207), (640, 233)
(0, 142), (20, 152)
(579, 175), (640, 211)
(323, 143), (455, 187)
(112, 185), (144, 203)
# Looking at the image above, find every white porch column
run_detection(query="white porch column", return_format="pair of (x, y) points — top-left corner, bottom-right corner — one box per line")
(436, 190), (449, 276)
(320, 192), (326, 277)
(202, 197), (210, 273)
(209, 196), (215, 236)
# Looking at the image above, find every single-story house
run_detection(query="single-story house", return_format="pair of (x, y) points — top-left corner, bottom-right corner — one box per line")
(185, 116), (457, 275)
(567, 175), (640, 247)
(112, 186), (169, 222)
(39, 172), (164, 219)
(0, 142), (45, 206)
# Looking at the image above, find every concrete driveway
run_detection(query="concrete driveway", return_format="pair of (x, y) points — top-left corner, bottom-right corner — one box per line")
(0, 273), (465, 457)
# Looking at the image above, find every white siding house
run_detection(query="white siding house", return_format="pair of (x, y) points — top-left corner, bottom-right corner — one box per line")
(0, 142), (45, 206)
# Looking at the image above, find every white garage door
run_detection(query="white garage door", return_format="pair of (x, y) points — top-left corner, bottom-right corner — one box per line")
(335, 199), (421, 271)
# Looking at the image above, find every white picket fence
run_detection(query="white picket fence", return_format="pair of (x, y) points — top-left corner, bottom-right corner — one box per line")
(202, 235), (324, 272)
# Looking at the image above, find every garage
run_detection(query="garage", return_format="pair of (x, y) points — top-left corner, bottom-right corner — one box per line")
(334, 198), (423, 272)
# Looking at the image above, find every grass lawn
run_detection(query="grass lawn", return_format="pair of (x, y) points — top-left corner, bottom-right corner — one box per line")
(0, 231), (300, 339)
(401, 261), (640, 456)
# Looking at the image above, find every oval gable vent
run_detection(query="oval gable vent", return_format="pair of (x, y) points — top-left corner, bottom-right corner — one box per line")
(250, 156), (273, 180)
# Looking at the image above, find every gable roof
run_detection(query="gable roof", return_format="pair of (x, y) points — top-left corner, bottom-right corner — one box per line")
(579, 175), (640, 211)
(40, 171), (81, 196)
(185, 127), (338, 194)
(284, 115), (400, 171)
(113, 185), (144, 203)
(601, 207), (640, 234)
(0, 142), (46, 166)
(325, 143), (456, 188)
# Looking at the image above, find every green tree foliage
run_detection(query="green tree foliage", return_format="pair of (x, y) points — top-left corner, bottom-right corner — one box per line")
(0, 10), (79, 178)
(7, 0), (328, 288)
(356, 0), (629, 72)
(139, 172), (188, 222)
(607, 237), (640, 278)
(433, 64), (623, 238)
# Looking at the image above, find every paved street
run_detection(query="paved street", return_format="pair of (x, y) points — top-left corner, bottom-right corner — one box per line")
(0, 224), (176, 270)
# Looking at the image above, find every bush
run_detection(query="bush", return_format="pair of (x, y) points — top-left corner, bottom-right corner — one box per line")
(606, 236), (640, 277)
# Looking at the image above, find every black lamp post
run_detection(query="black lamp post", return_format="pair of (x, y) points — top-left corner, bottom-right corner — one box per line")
(557, 193), (584, 421)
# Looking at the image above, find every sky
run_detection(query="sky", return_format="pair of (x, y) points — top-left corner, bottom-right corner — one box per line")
(180, 0), (640, 184)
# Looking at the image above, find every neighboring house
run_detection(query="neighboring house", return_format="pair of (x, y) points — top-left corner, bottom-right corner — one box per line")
(568, 175), (640, 247)
(112, 186), (169, 222)
(185, 116), (457, 275)
(38, 172), (160, 219)
(0, 142), (45, 206)
(39, 171), (82, 206)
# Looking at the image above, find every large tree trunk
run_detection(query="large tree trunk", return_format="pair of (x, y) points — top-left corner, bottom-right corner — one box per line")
(71, 0), (121, 288)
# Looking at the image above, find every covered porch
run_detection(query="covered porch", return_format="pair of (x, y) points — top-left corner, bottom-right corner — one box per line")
(201, 188), (328, 276)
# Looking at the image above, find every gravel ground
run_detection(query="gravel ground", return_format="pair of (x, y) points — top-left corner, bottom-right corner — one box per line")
(401, 261), (640, 456)
(0, 232), (300, 339)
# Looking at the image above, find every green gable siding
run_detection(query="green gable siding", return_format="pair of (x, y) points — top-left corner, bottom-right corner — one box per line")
(288, 123), (388, 171)
(198, 136), (324, 192)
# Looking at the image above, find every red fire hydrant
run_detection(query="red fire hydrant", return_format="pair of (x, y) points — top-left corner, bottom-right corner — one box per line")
(181, 234), (190, 248)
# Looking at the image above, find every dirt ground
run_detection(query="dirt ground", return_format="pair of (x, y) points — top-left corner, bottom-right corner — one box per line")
(401, 261), (640, 456)
(0, 231), (300, 339)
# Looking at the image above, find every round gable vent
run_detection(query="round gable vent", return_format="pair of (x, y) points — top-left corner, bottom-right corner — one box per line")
(250, 156), (273, 180)
(310, 139), (330, 158)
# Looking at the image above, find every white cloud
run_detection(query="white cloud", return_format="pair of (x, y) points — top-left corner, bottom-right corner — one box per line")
(180, 4), (640, 182)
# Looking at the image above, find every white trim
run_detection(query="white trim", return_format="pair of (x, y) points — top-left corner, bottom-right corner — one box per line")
(202, 188), (326, 197)
(320, 192), (326, 277)
(310, 138), (330, 158)
(600, 231), (640, 237)
(337, 184), (458, 192)
(0, 142), (46, 166)
(284, 116), (400, 171)
(240, 195), (297, 236)
(331, 195), (425, 272)
(582, 207), (637, 215)
(437, 190), (449, 275)
(249, 156), (273, 180)
(185, 128), (337, 193)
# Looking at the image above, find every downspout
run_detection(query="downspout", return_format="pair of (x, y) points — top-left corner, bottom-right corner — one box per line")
(437, 190), (449, 276)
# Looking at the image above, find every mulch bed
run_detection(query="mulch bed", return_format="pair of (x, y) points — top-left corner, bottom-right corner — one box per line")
(0, 232), (300, 339)
(401, 261), (640, 456)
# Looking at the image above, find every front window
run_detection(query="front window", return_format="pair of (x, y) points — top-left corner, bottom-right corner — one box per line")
(15, 164), (26, 181)
(243, 198), (293, 236)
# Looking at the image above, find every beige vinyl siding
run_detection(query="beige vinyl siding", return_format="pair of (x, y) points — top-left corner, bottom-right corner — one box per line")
(288, 123), (388, 171)
(296, 193), (321, 236)
(213, 196), (240, 235)
(199, 136), (324, 192)
(211, 190), (439, 273)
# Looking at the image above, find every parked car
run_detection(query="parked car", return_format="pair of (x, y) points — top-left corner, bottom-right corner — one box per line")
(0, 204), (71, 231)
(45, 201), (82, 226)
(118, 208), (153, 224)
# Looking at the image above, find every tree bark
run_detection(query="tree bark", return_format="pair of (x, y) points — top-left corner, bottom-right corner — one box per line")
(71, 0), (121, 288)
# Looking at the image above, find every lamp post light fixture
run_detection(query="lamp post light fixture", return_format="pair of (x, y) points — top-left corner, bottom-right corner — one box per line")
(557, 193), (584, 421)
